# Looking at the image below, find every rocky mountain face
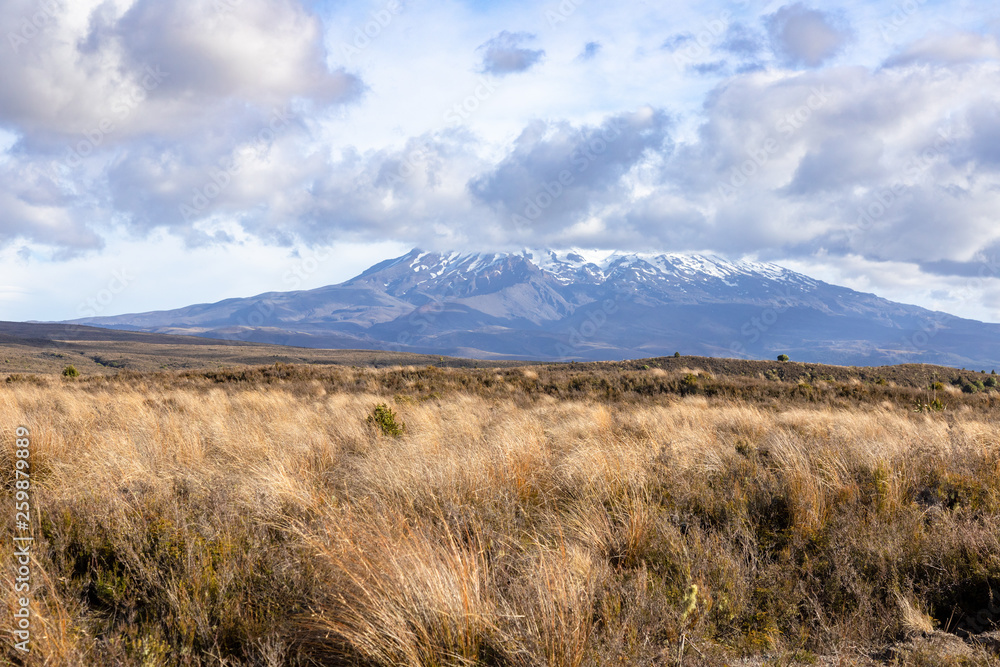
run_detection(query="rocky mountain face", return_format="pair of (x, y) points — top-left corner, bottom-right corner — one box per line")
(70, 248), (1000, 367)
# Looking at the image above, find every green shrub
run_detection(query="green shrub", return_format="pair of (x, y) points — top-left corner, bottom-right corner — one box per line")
(777, 354), (789, 362)
(62, 365), (80, 378)
(367, 403), (405, 437)
(674, 351), (681, 358)
(915, 398), (946, 413)
(930, 382), (944, 391)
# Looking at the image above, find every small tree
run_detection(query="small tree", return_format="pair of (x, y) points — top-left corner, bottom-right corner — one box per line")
(674, 351), (681, 358)
(62, 365), (80, 378)
(367, 403), (405, 437)
(777, 354), (789, 362)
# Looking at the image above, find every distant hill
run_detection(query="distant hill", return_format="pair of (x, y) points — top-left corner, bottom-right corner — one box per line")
(68, 248), (1000, 368)
(0, 321), (520, 375)
(5, 321), (1000, 393)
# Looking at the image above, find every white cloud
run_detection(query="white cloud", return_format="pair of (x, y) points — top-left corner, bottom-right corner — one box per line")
(884, 31), (1000, 67)
(477, 31), (545, 75)
(0, 0), (359, 141)
(766, 3), (852, 68)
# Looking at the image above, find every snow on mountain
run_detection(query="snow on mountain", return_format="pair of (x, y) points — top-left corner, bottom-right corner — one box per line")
(395, 248), (817, 289)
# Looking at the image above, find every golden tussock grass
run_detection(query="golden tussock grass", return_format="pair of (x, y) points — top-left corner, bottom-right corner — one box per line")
(1, 368), (999, 665)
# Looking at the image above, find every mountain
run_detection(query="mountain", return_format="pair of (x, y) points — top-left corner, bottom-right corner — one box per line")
(69, 248), (1000, 367)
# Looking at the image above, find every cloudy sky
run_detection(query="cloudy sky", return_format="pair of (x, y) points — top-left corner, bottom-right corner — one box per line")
(2, 0), (1000, 322)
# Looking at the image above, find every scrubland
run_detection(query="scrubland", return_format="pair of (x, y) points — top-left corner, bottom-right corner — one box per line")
(2, 365), (1000, 665)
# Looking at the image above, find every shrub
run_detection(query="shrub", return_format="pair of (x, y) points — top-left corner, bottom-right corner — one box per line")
(915, 398), (945, 413)
(930, 382), (944, 391)
(367, 403), (405, 437)
(680, 373), (699, 395)
(674, 352), (681, 358)
(777, 354), (789, 362)
(985, 376), (998, 388)
(62, 365), (80, 378)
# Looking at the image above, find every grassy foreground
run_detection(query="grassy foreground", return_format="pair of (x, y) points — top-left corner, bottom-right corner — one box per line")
(2, 365), (1000, 665)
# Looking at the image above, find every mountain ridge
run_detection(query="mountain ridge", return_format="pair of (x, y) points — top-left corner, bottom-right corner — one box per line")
(68, 248), (1000, 367)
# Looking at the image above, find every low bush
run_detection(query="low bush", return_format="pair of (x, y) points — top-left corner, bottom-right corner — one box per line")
(367, 402), (405, 437)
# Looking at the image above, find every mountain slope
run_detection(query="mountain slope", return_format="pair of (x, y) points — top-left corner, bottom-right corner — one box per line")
(70, 249), (1000, 367)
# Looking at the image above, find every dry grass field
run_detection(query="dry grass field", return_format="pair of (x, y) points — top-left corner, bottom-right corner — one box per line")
(2, 364), (1000, 665)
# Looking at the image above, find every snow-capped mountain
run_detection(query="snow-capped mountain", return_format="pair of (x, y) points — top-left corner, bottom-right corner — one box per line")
(69, 248), (1000, 367)
(394, 249), (815, 288)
